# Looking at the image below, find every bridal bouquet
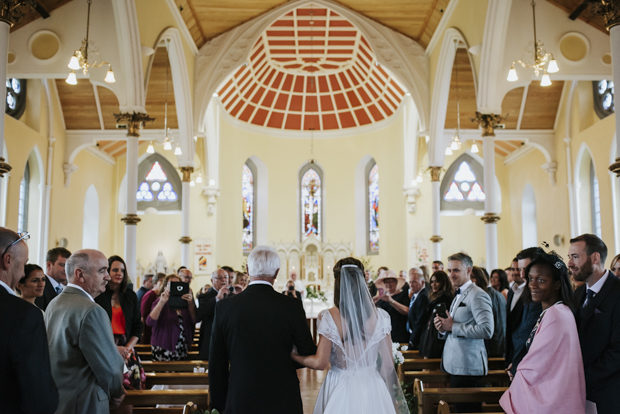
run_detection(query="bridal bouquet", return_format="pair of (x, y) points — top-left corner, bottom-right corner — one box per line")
(392, 342), (407, 367)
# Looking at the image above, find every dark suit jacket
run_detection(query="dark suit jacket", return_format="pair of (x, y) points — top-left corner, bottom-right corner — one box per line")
(209, 283), (317, 414)
(197, 287), (218, 360)
(407, 287), (429, 349)
(281, 289), (303, 301)
(0, 288), (58, 413)
(95, 287), (143, 341)
(34, 275), (58, 311)
(575, 272), (620, 413)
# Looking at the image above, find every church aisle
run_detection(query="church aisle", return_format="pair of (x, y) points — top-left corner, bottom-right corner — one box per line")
(298, 368), (326, 414)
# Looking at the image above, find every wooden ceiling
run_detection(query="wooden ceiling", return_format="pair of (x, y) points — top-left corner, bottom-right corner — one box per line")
(546, 0), (608, 34)
(10, 0), (73, 32)
(444, 48), (476, 130)
(144, 47), (178, 130)
(171, 0), (451, 49)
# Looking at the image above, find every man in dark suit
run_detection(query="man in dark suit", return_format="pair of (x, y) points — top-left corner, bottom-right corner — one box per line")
(35, 247), (71, 311)
(197, 268), (230, 360)
(570, 234), (620, 414)
(0, 228), (58, 414)
(210, 246), (317, 414)
(505, 248), (543, 374)
(407, 267), (429, 349)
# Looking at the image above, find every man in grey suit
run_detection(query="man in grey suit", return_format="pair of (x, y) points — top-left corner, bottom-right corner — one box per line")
(45, 249), (125, 414)
(435, 252), (494, 413)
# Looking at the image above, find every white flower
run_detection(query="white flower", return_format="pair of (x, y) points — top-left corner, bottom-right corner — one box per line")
(400, 345), (408, 352)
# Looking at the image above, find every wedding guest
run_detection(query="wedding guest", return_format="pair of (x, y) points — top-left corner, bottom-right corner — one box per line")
(419, 271), (454, 358)
(490, 269), (510, 300)
(374, 270), (410, 343)
(420, 265), (430, 282)
(610, 253), (620, 277)
(364, 270), (377, 297)
(472, 266), (507, 358)
(407, 267), (429, 350)
(500, 252), (585, 414)
(16, 264), (46, 309)
(283, 279), (302, 301)
(178, 267), (193, 285)
(35, 247), (71, 311)
(95, 255), (144, 392)
(147, 274), (196, 360)
(197, 269), (231, 360)
(140, 272), (165, 344)
(432, 261), (444, 272)
(136, 273), (153, 303)
(291, 270), (305, 298)
(233, 271), (249, 291)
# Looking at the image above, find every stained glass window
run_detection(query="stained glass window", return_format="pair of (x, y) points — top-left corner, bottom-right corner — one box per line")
(18, 161), (30, 233)
(242, 164), (254, 253)
(368, 163), (379, 253)
(137, 161), (177, 203)
(6, 78), (26, 119)
(443, 162), (485, 203)
(301, 168), (321, 239)
(593, 80), (614, 119)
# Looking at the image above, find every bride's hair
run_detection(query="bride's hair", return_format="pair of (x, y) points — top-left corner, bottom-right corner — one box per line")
(332, 257), (365, 309)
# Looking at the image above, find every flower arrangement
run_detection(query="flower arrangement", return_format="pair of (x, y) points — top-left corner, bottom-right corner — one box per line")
(392, 342), (407, 367)
(306, 285), (327, 302)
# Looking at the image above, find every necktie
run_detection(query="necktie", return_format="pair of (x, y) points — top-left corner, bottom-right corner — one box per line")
(455, 288), (461, 295)
(55, 286), (62, 295)
(583, 289), (595, 308)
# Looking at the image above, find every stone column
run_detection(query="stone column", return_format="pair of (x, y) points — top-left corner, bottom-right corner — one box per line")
(472, 112), (503, 270)
(0, 1), (35, 178)
(605, 10), (620, 176)
(115, 113), (154, 285)
(179, 166), (193, 267)
(429, 166), (443, 261)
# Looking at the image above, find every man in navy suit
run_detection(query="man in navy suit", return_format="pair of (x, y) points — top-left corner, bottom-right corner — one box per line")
(0, 228), (58, 414)
(407, 267), (429, 349)
(197, 268), (230, 360)
(35, 247), (71, 311)
(570, 234), (620, 414)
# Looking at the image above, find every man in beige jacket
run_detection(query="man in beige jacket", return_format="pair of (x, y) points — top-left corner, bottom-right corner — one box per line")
(45, 249), (125, 414)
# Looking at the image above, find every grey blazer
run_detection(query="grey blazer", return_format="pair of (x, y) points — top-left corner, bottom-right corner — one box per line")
(440, 283), (494, 376)
(45, 287), (125, 414)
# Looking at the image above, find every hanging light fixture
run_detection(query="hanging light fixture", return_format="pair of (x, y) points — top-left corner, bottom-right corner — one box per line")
(190, 180), (195, 187)
(146, 141), (155, 154)
(174, 144), (182, 155)
(471, 141), (479, 153)
(445, 146), (453, 156)
(450, 40), (462, 152)
(66, 0), (115, 85)
(506, 0), (558, 86)
(196, 173), (203, 184)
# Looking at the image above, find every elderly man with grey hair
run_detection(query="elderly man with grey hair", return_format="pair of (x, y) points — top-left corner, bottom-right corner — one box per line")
(197, 268), (230, 360)
(45, 249), (125, 413)
(407, 266), (429, 350)
(210, 246), (317, 414)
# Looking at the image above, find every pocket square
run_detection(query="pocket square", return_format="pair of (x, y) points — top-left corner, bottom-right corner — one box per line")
(595, 308), (602, 314)
(458, 303), (467, 307)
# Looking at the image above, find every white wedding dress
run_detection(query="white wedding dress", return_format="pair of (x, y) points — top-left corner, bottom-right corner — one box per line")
(312, 307), (406, 414)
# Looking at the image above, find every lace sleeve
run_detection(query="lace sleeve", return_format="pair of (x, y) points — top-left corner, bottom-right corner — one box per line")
(376, 308), (392, 337)
(317, 309), (341, 345)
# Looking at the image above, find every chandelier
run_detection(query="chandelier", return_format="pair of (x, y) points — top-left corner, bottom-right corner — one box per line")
(507, 0), (558, 87)
(66, 0), (115, 85)
(147, 41), (182, 156)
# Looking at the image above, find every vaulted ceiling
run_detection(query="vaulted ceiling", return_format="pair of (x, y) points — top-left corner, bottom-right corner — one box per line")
(171, 0), (451, 49)
(546, 0), (608, 34)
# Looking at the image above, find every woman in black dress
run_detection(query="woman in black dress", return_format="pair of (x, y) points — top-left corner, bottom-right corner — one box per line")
(419, 271), (454, 358)
(373, 270), (410, 343)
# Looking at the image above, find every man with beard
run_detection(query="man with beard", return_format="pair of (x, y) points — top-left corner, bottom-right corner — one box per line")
(570, 234), (620, 414)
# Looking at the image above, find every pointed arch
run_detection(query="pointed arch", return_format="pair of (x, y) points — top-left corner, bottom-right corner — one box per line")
(242, 159), (256, 254)
(355, 154), (373, 256)
(82, 185), (100, 249)
(440, 153), (485, 212)
(575, 144), (601, 237)
(20, 148), (45, 264)
(299, 162), (324, 241)
(522, 183), (538, 249)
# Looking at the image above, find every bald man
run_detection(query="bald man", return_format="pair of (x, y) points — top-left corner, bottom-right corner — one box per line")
(0, 228), (59, 414)
(45, 249), (125, 414)
(197, 268), (230, 360)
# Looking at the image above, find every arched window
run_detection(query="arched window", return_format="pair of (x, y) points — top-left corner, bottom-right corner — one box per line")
(83, 185), (99, 249)
(136, 153), (182, 212)
(242, 160), (257, 254)
(590, 161), (602, 238)
(6, 78), (26, 119)
(522, 184), (538, 248)
(300, 163), (323, 240)
(593, 80), (614, 119)
(576, 145), (601, 237)
(18, 160), (30, 233)
(367, 162), (379, 253)
(440, 153), (485, 212)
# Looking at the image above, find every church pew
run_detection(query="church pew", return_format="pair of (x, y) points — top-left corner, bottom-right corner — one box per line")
(405, 370), (509, 386)
(141, 360), (208, 372)
(135, 344), (199, 352)
(437, 400), (504, 414)
(145, 373), (209, 388)
(133, 408), (185, 414)
(402, 357), (504, 371)
(123, 389), (209, 407)
(414, 379), (507, 414)
(138, 351), (200, 361)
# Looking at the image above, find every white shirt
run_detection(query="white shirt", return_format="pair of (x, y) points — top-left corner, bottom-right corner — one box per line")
(510, 281), (526, 311)
(0, 280), (16, 296)
(66, 283), (94, 302)
(249, 280), (274, 287)
(47, 275), (63, 293)
(584, 270), (610, 306)
(450, 280), (473, 314)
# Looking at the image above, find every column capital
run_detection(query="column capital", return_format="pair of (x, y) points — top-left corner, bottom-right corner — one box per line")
(179, 166), (194, 182)
(179, 236), (193, 244)
(403, 186), (421, 214)
(121, 213), (141, 225)
(0, 157), (12, 178)
(480, 213), (501, 224)
(0, 0), (35, 26)
(428, 166), (443, 182)
(470, 112), (504, 137)
(114, 112), (155, 137)
(610, 157), (620, 177)
(593, 1), (620, 30)
(430, 235), (443, 243)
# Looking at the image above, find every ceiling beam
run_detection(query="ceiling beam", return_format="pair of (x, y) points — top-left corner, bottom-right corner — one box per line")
(516, 84), (528, 130)
(66, 129), (180, 142)
(92, 84), (105, 130)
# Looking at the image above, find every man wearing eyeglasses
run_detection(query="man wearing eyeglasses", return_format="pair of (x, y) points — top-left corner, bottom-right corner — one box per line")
(35, 247), (71, 311)
(0, 228), (59, 414)
(197, 268), (230, 360)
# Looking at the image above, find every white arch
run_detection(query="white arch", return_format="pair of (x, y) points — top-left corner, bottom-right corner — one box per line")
(248, 155), (269, 246)
(610, 139), (620, 252)
(20, 146), (46, 265)
(82, 185), (100, 249)
(355, 154), (374, 256)
(574, 143), (597, 235)
(428, 28), (475, 167)
(521, 183), (538, 249)
(194, 0), (429, 134)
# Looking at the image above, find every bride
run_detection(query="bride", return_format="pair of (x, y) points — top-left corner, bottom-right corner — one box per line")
(291, 258), (410, 414)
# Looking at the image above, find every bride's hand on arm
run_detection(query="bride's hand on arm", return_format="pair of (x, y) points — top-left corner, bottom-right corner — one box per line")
(291, 335), (331, 371)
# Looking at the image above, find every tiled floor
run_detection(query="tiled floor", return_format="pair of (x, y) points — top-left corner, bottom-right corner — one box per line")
(298, 368), (326, 414)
